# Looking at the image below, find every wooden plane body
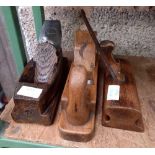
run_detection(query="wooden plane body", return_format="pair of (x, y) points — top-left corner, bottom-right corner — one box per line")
(12, 50), (68, 126)
(101, 41), (144, 132)
(59, 31), (98, 142)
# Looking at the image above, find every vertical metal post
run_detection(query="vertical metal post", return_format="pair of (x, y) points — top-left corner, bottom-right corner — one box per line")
(32, 6), (45, 40)
(1, 6), (27, 75)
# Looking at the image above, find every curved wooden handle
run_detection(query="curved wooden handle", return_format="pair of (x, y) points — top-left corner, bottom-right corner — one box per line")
(100, 40), (125, 83)
(66, 65), (90, 126)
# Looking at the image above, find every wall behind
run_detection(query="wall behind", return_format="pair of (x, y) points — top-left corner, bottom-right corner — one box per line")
(18, 6), (155, 60)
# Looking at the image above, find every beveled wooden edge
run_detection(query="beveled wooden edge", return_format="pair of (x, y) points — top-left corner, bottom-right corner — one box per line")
(58, 62), (98, 142)
(102, 59), (144, 132)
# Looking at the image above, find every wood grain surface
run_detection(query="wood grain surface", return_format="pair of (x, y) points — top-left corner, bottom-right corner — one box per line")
(102, 59), (144, 132)
(0, 56), (155, 147)
(11, 58), (68, 125)
(58, 30), (98, 142)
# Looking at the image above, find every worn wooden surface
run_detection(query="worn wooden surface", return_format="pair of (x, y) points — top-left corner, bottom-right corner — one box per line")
(12, 57), (68, 125)
(101, 41), (144, 132)
(100, 40), (124, 82)
(102, 59), (144, 132)
(0, 56), (155, 147)
(59, 30), (98, 142)
(59, 62), (98, 142)
(74, 30), (96, 72)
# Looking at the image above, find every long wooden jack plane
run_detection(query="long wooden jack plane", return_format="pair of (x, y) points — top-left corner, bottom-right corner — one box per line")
(12, 20), (68, 125)
(58, 30), (98, 142)
(81, 9), (144, 132)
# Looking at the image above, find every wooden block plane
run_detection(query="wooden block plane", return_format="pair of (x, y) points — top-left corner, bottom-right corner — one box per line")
(12, 20), (69, 125)
(80, 9), (144, 132)
(58, 30), (98, 142)
(100, 41), (144, 132)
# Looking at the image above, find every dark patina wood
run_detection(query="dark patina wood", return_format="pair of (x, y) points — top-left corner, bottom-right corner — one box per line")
(12, 42), (68, 126)
(12, 55), (68, 125)
(101, 41), (144, 132)
(12, 20), (69, 125)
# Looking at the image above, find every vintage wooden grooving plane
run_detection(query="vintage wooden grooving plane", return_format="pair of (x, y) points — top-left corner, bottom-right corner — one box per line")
(81, 9), (144, 132)
(58, 30), (98, 142)
(11, 20), (69, 125)
(100, 41), (144, 132)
